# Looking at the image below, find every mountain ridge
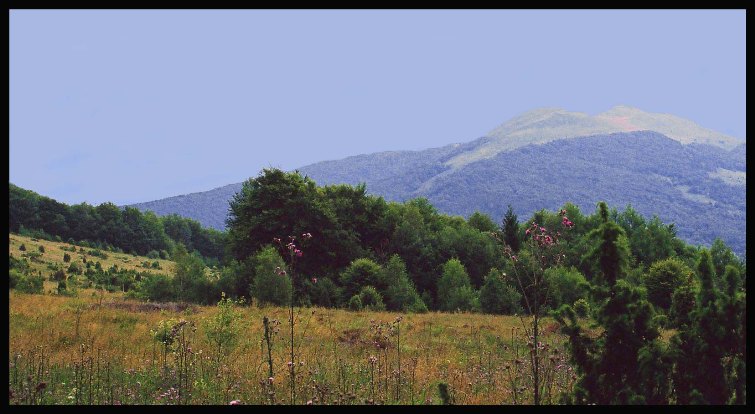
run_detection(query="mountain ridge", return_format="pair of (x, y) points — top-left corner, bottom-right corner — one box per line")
(127, 106), (746, 256)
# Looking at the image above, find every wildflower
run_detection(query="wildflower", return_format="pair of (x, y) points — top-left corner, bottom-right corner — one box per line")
(295, 249), (303, 257)
(268, 377), (274, 384)
(302, 232), (312, 239)
(525, 229), (530, 236)
(307, 400), (313, 405)
(311, 277), (317, 284)
(229, 399), (241, 405)
(273, 237), (281, 243)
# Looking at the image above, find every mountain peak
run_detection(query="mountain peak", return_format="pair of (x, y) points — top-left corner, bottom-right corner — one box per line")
(445, 105), (743, 169)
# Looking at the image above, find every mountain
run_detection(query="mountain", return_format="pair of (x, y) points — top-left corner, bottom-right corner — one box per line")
(128, 106), (746, 256)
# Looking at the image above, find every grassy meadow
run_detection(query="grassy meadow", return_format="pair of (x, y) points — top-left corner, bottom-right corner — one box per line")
(9, 291), (578, 405)
(8, 233), (583, 404)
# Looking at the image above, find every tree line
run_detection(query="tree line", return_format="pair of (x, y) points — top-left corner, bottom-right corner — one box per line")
(9, 171), (745, 316)
(9, 183), (226, 263)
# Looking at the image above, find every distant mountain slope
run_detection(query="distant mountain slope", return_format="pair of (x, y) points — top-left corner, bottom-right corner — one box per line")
(129, 183), (242, 230)
(128, 107), (746, 256)
(404, 131), (745, 255)
(446, 105), (743, 168)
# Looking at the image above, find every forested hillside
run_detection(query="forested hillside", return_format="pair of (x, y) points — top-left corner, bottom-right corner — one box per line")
(129, 129), (745, 258)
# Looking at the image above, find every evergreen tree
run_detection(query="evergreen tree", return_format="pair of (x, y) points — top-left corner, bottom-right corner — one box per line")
(501, 205), (520, 252)
(556, 201), (670, 404)
(720, 265), (746, 404)
(581, 202), (631, 287)
(670, 249), (728, 404)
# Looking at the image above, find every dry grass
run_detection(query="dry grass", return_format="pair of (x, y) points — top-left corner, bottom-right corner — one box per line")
(9, 291), (578, 405)
(8, 234), (176, 278)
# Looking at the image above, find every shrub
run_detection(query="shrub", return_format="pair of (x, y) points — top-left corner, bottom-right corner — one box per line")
(573, 298), (590, 318)
(437, 259), (476, 312)
(67, 262), (83, 275)
(348, 295), (363, 311)
(135, 273), (174, 302)
(38, 245), (45, 253)
(146, 250), (160, 259)
(545, 266), (589, 310)
(9, 269), (22, 289)
(479, 268), (523, 315)
(407, 297), (429, 313)
(51, 269), (66, 281)
(88, 249), (108, 259)
(250, 247), (291, 307)
(358, 286), (385, 311)
(57, 280), (67, 294)
(63, 253), (71, 263)
(382, 255), (423, 312)
(205, 295), (242, 363)
(304, 276), (342, 308)
(19, 244), (26, 251)
(643, 257), (692, 311)
(151, 261), (161, 269)
(24, 251), (43, 263)
(15, 273), (44, 294)
(9, 255), (30, 273)
(340, 259), (385, 300)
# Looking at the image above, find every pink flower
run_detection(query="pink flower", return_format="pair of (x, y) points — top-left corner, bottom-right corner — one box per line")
(229, 400), (241, 405)
(295, 249), (303, 257)
(311, 277), (318, 284)
(273, 237), (280, 243)
(306, 400), (313, 405)
(525, 229), (530, 236)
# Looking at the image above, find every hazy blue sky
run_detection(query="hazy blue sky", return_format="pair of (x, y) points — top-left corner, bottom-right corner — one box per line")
(9, 9), (746, 206)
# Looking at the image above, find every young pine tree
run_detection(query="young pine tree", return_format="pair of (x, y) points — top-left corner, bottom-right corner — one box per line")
(501, 205), (521, 253)
(670, 249), (730, 404)
(556, 201), (671, 404)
